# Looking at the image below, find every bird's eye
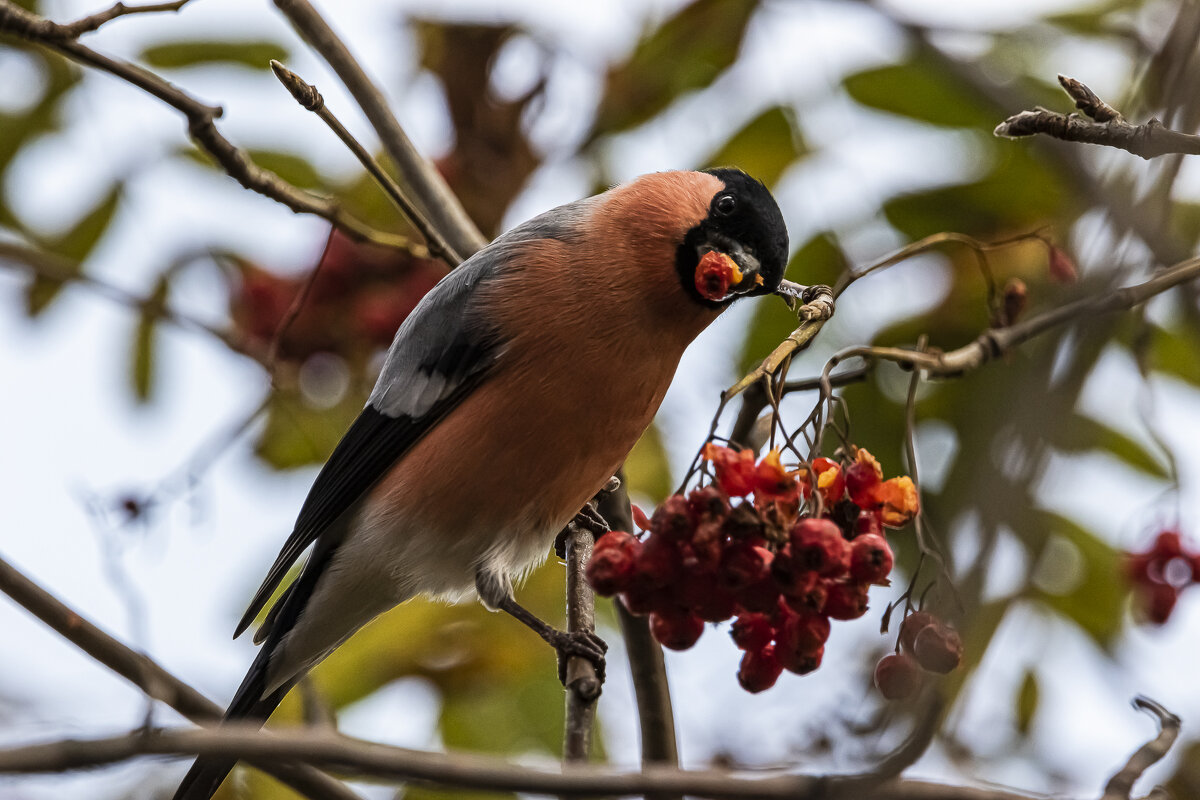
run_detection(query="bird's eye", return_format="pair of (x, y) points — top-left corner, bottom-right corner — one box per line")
(715, 194), (737, 216)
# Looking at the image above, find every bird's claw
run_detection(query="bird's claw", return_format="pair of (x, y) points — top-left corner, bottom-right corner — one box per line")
(550, 629), (608, 685)
(554, 501), (612, 558)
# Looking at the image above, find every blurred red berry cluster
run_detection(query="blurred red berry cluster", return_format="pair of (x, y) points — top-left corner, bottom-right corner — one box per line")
(873, 611), (963, 701)
(1124, 530), (1199, 625)
(585, 444), (921, 693)
(229, 229), (445, 362)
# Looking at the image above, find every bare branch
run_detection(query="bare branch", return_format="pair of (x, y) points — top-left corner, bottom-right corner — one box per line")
(1100, 696), (1181, 800)
(0, 723), (1088, 800)
(562, 518), (600, 761)
(0, 554), (361, 800)
(272, 0), (488, 259)
(995, 75), (1200, 160)
(1, 0), (194, 38)
(0, 1), (415, 252)
(269, 60), (459, 265)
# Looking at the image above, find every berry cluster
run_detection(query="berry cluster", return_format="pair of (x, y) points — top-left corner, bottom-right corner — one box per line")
(1124, 530), (1200, 625)
(873, 611), (963, 701)
(585, 445), (920, 692)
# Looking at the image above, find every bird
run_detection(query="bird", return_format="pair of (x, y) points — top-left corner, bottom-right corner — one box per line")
(173, 167), (789, 799)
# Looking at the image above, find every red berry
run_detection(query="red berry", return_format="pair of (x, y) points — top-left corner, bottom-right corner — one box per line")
(790, 518), (849, 577)
(719, 543), (772, 592)
(735, 573), (781, 614)
(853, 511), (882, 539)
(631, 505), (651, 531)
(730, 613), (773, 651)
(687, 486), (729, 523)
(898, 611), (937, 653)
(777, 611), (830, 657)
(849, 534), (894, 583)
(585, 532), (641, 596)
(650, 495), (693, 540)
(1152, 530), (1184, 559)
(780, 643), (823, 675)
(823, 580), (870, 620)
(721, 503), (765, 541)
(682, 571), (737, 623)
(737, 644), (783, 693)
(845, 459), (882, 509)
(704, 443), (757, 497)
(1139, 581), (1178, 625)
(912, 623), (963, 673)
(634, 534), (682, 588)
(812, 457), (846, 507)
(781, 571), (828, 614)
(650, 609), (705, 650)
(874, 653), (922, 700)
(620, 579), (670, 616)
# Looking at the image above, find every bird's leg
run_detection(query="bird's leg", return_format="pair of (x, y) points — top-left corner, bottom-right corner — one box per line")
(475, 570), (607, 684)
(554, 475), (619, 558)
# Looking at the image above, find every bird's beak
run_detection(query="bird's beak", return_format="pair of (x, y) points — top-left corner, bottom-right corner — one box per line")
(698, 232), (764, 298)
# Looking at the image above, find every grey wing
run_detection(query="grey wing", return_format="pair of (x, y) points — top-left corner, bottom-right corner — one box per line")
(233, 252), (505, 639)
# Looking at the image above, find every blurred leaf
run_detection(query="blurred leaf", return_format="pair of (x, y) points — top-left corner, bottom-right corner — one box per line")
(1148, 322), (1200, 387)
(130, 275), (169, 402)
(625, 422), (672, 504)
(1015, 668), (1039, 735)
(590, 0), (758, 139)
(139, 40), (288, 70)
(884, 148), (1074, 239)
(1030, 511), (1125, 648)
(255, 388), (362, 469)
(1045, 0), (1145, 36)
(25, 183), (121, 315)
(843, 51), (994, 128)
(1055, 412), (1169, 479)
(738, 233), (848, 374)
(702, 106), (807, 188)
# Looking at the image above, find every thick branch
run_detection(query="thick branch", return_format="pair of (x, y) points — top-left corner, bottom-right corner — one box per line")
(0, 1), (412, 252)
(0, 554), (360, 800)
(995, 74), (1200, 159)
(0, 724), (1092, 800)
(272, 0), (488, 259)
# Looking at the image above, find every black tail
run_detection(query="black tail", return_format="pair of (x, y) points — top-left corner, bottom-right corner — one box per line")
(172, 643), (290, 800)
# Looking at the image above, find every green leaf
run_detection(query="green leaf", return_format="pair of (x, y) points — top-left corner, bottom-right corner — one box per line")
(1029, 511), (1126, 648)
(702, 106), (807, 188)
(737, 232), (848, 374)
(1015, 668), (1039, 736)
(130, 275), (169, 402)
(1148, 321), (1200, 388)
(255, 388), (362, 469)
(884, 148), (1074, 239)
(1056, 412), (1168, 479)
(25, 184), (121, 315)
(624, 422), (672, 504)
(139, 40), (288, 71)
(1045, 0), (1146, 36)
(590, 0), (759, 139)
(843, 51), (994, 128)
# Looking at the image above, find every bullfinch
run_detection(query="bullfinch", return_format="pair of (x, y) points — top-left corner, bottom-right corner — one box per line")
(174, 167), (789, 799)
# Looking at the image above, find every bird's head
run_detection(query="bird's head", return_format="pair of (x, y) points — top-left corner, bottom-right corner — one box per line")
(677, 167), (789, 307)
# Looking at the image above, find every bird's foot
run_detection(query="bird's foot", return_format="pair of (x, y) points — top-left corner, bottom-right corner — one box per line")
(546, 628), (608, 686)
(554, 479), (618, 558)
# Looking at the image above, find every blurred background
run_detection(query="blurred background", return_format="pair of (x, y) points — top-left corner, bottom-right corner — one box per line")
(3, 0), (1200, 797)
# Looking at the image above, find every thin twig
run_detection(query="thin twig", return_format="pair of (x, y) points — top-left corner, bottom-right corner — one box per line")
(0, 0), (193, 38)
(269, 61), (457, 265)
(1099, 696), (1181, 800)
(0, 241), (250, 358)
(272, 0), (488, 259)
(0, 1), (414, 252)
(0, 554), (361, 800)
(995, 74), (1200, 160)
